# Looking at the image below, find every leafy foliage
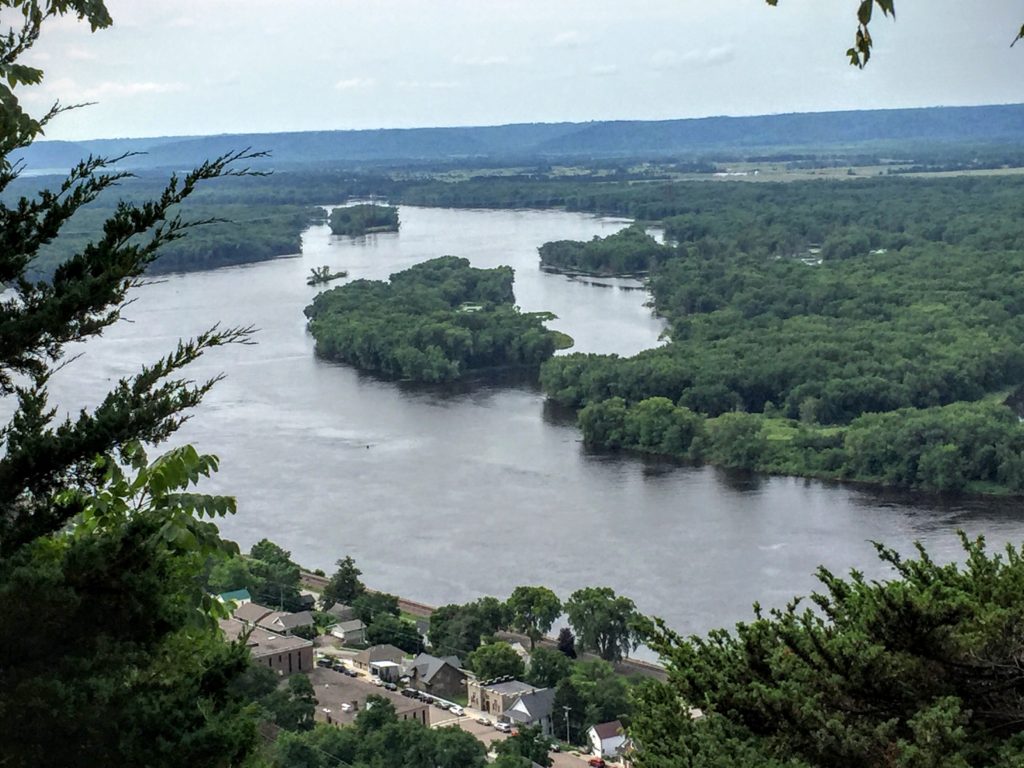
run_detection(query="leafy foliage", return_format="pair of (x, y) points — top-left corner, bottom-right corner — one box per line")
(321, 554), (365, 608)
(539, 223), (670, 275)
(328, 202), (399, 236)
(634, 535), (1024, 767)
(272, 696), (486, 768)
(565, 587), (644, 662)
(306, 255), (564, 382)
(467, 641), (526, 681)
(507, 585), (562, 650)
(495, 725), (553, 767)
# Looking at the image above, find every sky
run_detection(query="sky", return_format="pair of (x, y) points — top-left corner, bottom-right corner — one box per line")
(16, 0), (1024, 141)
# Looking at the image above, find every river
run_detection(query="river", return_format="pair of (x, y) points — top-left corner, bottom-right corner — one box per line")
(45, 205), (1024, 648)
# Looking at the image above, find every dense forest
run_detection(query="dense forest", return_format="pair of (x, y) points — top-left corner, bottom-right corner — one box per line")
(305, 256), (568, 382)
(528, 174), (1024, 494)
(538, 223), (671, 275)
(328, 203), (399, 236)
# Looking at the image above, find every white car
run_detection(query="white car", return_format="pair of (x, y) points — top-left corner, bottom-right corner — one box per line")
(340, 703), (353, 712)
(371, 677), (384, 687)
(494, 721), (512, 733)
(449, 705), (465, 716)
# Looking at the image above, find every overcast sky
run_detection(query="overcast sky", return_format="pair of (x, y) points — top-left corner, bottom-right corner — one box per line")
(17, 0), (1024, 141)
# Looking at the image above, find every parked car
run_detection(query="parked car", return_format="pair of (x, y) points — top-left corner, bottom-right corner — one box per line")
(316, 657), (332, 668)
(494, 721), (512, 733)
(588, 759), (606, 768)
(345, 668), (358, 678)
(340, 703), (353, 713)
(400, 688), (416, 698)
(384, 682), (398, 691)
(433, 700), (450, 710)
(448, 705), (465, 716)
(549, 742), (561, 752)
(475, 716), (491, 726)
(371, 677), (384, 687)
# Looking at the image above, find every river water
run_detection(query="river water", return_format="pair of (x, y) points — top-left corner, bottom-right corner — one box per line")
(45, 205), (1024, 647)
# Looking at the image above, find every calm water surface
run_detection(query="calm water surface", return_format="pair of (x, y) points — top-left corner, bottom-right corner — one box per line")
(46, 206), (1024, 647)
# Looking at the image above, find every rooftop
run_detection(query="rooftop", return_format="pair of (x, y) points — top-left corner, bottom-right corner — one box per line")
(218, 618), (313, 658)
(310, 667), (428, 725)
(232, 602), (275, 624)
(592, 720), (624, 740)
(478, 679), (537, 696)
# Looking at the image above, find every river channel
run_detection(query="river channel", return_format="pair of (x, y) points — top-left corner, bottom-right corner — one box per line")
(47, 205), (1024, 646)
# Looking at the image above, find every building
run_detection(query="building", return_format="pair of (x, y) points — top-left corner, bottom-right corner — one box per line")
(467, 677), (540, 716)
(504, 687), (555, 736)
(588, 720), (626, 759)
(405, 653), (465, 700)
(219, 618), (313, 675)
(257, 610), (315, 636)
(311, 667), (429, 727)
(330, 619), (367, 645)
(232, 601), (275, 627)
(370, 660), (402, 682)
(353, 644), (405, 672)
(217, 588), (252, 605)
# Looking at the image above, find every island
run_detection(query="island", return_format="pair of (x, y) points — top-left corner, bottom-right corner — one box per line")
(539, 222), (671, 276)
(328, 203), (399, 236)
(304, 255), (571, 382)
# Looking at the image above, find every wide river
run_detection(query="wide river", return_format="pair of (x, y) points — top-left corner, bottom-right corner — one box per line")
(48, 205), (1024, 649)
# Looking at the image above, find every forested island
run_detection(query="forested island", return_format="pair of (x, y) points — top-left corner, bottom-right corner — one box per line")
(538, 223), (670, 275)
(328, 203), (399, 236)
(304, 256), (569, 382)
(533, 175), (1024, 495)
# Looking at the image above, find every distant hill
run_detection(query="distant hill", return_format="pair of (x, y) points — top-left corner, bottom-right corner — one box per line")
(14, 103), (1024, 172)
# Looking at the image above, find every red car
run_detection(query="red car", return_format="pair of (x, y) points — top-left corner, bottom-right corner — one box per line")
(588, 759), (606, 768)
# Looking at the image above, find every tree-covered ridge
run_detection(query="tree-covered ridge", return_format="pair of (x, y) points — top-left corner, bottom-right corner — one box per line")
(328, 203), (399, 236)
(305, 256), (568, 382)
(538, 223), (671, 275)
(632, 535), (1024, 767)
(28, 202), (324, 278)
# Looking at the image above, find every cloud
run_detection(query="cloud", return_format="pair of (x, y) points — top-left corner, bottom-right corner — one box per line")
(169, 16), (198, 28)
(66, 46), (97, 61)
(452, 54), (509, 67)
(549, 30), (582, 48)
(590, 64), (619, 77)
(398, 80), (460, 90)
(650, 44), (736, 69)
(81, 81), (187, 99)
(334, 77), (376, 90)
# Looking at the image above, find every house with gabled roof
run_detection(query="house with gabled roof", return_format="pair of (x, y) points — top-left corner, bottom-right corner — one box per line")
(258, 610), (315, 636)
(217, 588), (252, 605)
(504, 687), (556, 736)
(406, 653), (464, 699)
(467, 677), (540, 715)
(588, 720), (626, 759)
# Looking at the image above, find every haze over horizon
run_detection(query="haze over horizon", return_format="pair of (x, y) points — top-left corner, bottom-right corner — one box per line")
(23, 0), (1024, 142)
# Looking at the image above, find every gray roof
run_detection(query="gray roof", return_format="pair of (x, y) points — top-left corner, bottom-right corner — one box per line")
(218, 618), (312, 658)
(335, 619), (366, 632)
(511, 688), (555, 720)
(408, 652), (462, 683)
(261, 610), (314, 631)
(355, 644), (405, 665)
(481, 679), (537, 696)
(233, 602), (275, 623)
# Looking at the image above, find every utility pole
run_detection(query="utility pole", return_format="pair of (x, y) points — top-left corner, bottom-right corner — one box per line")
(563, 705), (571, 744)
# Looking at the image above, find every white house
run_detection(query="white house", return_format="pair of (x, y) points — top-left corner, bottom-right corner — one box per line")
(330, 618), (367, 645)
(588, 720), (626, 759)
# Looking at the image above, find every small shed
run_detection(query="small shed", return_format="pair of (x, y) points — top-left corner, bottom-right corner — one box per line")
(588, 720), (626, 759)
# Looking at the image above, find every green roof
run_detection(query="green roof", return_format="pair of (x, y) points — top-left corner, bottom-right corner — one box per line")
(218, 589), (252, 602)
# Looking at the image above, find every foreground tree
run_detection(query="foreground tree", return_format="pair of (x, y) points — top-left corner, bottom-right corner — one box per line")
(633, 534), (1024, 767)
(507, 585), (562, 650)
(765, 1), (1023, 68)
(0, 3), (262, 765)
